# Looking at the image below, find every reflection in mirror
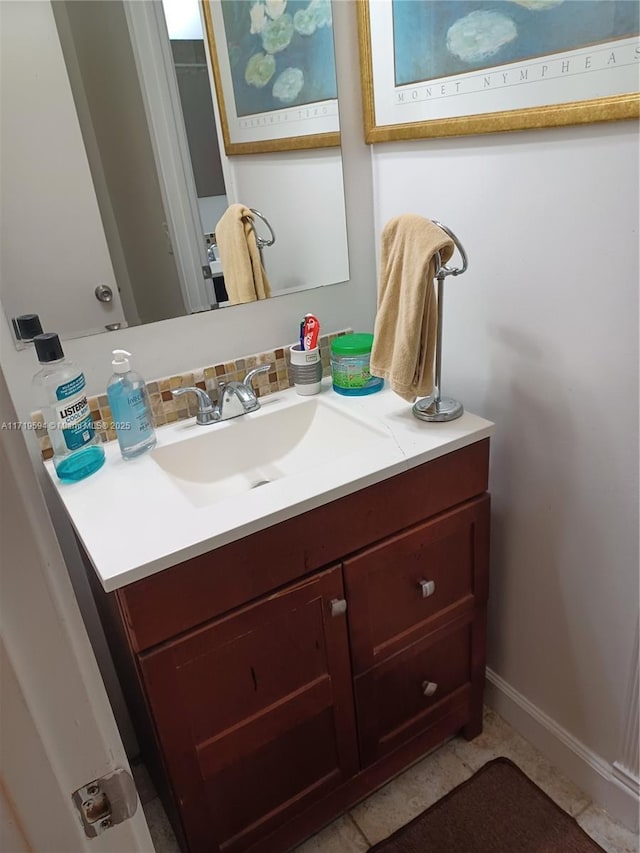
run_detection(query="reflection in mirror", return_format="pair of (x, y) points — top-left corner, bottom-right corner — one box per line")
(4, 0), (349, 344)
(204, 0), (340, 153)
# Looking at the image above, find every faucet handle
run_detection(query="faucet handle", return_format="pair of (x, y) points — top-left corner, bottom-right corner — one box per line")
(243, 363), (271, 394)
(171, 387), (217, 425)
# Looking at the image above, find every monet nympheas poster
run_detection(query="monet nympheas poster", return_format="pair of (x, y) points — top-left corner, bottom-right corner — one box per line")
(361, 0), (640, 140)
(206, 0), (340, 153)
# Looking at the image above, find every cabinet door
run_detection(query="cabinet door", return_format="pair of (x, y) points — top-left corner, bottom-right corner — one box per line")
(138, 565), (357, 853)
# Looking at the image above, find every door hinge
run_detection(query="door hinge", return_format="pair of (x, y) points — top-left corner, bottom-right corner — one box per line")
(71, 768), (138, 838)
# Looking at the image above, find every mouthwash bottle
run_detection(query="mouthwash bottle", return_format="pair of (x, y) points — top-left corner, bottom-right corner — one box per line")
(32, 333), (105, 482)
(106, 349), (156, 460)
(14, 313), (43, 343)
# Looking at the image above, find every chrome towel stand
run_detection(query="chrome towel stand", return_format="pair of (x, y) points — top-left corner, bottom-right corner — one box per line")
(412, 220), (469, 423)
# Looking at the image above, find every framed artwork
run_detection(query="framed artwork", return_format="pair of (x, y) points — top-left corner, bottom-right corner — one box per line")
(203, 0), (340, 154)
(358, 0), (640, 142)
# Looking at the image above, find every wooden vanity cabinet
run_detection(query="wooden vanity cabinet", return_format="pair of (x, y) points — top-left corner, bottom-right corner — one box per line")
(91, 439), (490, 853)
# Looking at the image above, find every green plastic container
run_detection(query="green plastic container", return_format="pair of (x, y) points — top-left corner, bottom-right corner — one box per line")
(330, 333), (383, 396)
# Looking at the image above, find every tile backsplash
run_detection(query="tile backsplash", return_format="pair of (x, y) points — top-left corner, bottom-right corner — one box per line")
(32, 330), (350, 460)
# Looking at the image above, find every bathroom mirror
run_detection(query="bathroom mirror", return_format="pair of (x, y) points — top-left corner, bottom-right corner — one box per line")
(3, 0), (349, 343)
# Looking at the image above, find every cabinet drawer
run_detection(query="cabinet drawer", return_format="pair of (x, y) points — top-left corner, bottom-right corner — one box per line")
(345, 495), (489, 674)
(117, 440), (489, 652)
(354, 619), (472, 766)
(139, 565), (358, 853)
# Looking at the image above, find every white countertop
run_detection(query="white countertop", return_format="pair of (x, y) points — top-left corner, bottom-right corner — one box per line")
(45, 382), (494, 592)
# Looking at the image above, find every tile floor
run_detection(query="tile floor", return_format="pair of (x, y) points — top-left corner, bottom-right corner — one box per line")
(136, 708), (639, 853)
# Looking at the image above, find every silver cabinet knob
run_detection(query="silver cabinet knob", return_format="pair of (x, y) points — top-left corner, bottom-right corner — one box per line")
(330, 598), (347, 617)
(418, 579), (436, 598)
(422, 680), (438, 697)
(95, 284), (113, 303)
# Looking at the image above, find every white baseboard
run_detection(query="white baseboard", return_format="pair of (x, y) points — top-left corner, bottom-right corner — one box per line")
(485, 668), (640, 833)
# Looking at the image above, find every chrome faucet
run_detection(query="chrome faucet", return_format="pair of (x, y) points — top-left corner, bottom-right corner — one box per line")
(172, 364), (271, 425)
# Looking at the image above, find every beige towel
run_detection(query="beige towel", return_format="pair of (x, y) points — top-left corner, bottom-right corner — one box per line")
(370, 215), (454, 403)
(214, 204), (271, 304)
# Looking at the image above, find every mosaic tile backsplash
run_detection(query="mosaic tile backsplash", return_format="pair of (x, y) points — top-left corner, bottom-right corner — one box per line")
(32, 330), (350, 460)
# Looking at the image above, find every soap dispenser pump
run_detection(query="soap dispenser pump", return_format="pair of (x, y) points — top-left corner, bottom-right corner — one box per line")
(106, 349), (156, 460)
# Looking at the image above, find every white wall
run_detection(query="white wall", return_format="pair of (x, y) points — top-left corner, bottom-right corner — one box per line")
(198, 193), (229, 234)
(198, 2), (350, 297)
(372, 120), (639, 816)
(226, 148), (350, 293)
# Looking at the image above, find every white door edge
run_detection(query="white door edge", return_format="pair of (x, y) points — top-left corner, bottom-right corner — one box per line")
(0, 367), (154, 852)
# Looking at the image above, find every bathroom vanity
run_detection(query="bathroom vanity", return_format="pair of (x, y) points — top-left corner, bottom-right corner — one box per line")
(55, 387), (493, 853)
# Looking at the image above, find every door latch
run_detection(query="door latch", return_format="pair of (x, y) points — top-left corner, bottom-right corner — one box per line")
(94, 284), (113, 303)
(71, 768), (138, 837)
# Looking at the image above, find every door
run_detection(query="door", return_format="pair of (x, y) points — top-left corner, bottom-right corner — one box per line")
(124, 0), (216, 312)
(139, 564), (358, 853)
(0, 0), (127, 338)
(0, 368), (152, 852)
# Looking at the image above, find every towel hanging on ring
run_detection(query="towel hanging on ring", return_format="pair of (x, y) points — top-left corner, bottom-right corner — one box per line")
(370, 214), (454, 402)
(215, 204), (272, 305)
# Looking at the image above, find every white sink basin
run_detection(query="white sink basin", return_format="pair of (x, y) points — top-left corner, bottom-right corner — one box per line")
(150, 396), (389, 508)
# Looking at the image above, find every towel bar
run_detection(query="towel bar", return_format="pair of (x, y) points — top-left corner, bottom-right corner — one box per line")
(412, 220), (468, 423)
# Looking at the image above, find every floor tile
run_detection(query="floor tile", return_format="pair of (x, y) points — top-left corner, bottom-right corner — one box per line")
(576, 804), (640, 853)
(451, 707), (590, 816)
(501, 732), (591, 817)
(449, 706), (518, 769)
(349, 740), (472, 846)
(134, 708), (637, 853)
(293, 814), (369, 853)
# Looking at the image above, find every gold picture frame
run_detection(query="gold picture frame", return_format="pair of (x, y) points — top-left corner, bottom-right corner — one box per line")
(357, 0), (640, 143)
(202, 1), (340, 155)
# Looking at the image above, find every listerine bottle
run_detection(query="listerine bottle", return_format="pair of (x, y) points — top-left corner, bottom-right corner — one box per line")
(32, 333), (105, 482)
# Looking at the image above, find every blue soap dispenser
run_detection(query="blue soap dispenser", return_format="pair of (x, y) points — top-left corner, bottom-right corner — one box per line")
(107, 349), (156, 459)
